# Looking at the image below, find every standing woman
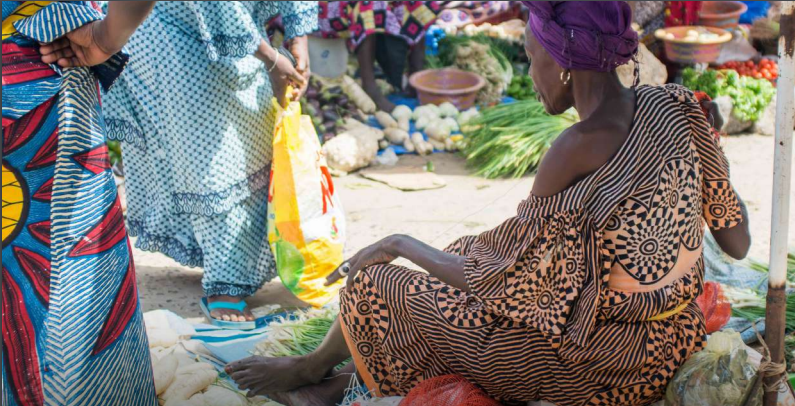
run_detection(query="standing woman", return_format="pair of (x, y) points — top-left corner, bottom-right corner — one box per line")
(103, 2), (318, 328)
(315, 1), (442, 112)
(3, 1), (156, 405)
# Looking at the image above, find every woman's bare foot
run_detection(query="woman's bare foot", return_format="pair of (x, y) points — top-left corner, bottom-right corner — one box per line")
(226, 355), (328, 394)
(207, 295), (254, 322)
(363, 81), (395, 113)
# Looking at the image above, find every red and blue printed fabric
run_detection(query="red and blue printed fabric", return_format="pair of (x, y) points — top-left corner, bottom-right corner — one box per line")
(2, 2), (155, 405)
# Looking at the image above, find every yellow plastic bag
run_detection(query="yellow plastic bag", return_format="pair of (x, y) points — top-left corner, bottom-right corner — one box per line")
(268, 95), (345, 307)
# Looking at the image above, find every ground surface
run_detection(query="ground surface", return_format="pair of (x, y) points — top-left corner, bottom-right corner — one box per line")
(133, 133), (795, 318)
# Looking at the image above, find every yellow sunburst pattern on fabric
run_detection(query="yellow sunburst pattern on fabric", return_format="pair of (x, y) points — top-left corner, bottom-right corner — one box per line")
(2, 1), (51, 40)
(2, 162), (27, 245)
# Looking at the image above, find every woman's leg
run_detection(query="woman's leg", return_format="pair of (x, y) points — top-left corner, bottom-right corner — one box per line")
(357, 35), (396, 113)
(226, 318), (352, 394)
(266, 363), (355, 406)
(194, 188), (274, 322)
(406, 40), (426, 97)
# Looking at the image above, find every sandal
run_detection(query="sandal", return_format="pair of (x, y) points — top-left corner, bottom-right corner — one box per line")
(200, 297), (256, 330)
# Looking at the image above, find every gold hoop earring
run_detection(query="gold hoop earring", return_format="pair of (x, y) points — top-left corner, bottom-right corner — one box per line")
(560, 69), (571, 85)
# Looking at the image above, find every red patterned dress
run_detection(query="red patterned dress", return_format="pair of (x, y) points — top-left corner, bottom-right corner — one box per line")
(317, 1), (442, 50)
(339, 85), (743, 406)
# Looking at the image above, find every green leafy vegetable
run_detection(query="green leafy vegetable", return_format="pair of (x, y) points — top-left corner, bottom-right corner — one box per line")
(507, 75), (535, 100)
(682, 67), (775, 122)
(253, 307), (350, 369)
(730, 292), (795, 332)
(745, 250), (795, 289)
(107, 141), (122, 167)
(462, 95), (578, 179)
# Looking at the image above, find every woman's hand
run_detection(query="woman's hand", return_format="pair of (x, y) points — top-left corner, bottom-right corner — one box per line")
(39, 2), (154, 68)
(258, 41), (304, 107)
(287, 36), (310, 97)
(40, 21), (117, 67)
(701, 99), (724, 133)
(325, 236), (399, 289)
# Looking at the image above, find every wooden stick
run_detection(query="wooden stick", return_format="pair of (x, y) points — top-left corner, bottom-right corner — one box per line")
(764, 3), (795, 406)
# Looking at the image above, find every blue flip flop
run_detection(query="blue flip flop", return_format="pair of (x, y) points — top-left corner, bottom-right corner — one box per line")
(200, 297), (256, 330)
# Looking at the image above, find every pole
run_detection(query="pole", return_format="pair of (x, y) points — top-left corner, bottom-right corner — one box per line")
(764, 2), (795, 406)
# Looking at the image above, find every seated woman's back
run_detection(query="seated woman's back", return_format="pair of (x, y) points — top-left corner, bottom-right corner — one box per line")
(532, 84), (743, 303)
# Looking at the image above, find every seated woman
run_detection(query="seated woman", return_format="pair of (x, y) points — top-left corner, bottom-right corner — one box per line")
(227, 2), (751, 405)
(317, 1), (442, 112)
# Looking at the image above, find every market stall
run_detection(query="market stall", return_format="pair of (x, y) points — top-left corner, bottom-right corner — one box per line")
(134, 2), (795, 405)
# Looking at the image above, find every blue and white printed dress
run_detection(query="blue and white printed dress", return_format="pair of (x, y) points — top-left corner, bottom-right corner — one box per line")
(103, 2), (319, 298)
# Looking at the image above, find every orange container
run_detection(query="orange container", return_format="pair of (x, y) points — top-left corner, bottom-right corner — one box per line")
(699, 1), (748, 29)
(655, 26), (732, 64)
(409, 68), (486, 110)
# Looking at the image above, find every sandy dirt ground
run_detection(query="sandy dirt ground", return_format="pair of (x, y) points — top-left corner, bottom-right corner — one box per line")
(133, 133), (795, 318)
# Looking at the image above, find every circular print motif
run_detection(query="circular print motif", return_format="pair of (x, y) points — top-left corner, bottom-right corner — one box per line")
(2, 162), (29, 248)
(614, 206), (680, 284)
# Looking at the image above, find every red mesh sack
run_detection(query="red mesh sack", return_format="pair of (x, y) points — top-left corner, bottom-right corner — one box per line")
(400, 375), (501, 406)
(695, 281), (732, 334)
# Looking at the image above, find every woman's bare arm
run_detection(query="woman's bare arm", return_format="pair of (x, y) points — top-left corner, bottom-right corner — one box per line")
(40, 1), (155, 67)
(710, 195), (751, 259)
(325, 235), (469, 292)
(100, 1), (156, 53)
(385, 235), (469, 292)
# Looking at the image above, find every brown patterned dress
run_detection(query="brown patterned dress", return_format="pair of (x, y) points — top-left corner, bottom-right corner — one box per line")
(339, 85), (744, 406)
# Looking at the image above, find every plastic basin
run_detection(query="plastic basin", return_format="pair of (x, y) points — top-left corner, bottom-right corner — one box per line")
(699, 1), (748, 29)
(409, 68), (485, 110)
(655, 26), (732, 64)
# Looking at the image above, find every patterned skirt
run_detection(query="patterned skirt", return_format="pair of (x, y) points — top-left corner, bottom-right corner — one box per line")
(2, 35), (155, 406)
(318, 1), (442, 50)
(339, 237), (705, 406)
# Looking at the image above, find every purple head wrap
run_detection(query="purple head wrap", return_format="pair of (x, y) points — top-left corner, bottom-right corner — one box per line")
(522, 1), (638, 72)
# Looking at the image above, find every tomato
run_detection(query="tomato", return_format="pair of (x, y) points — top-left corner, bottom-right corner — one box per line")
(761, 58), (770, 64)
(763, 71), (772, 80)
(746, 60), (755, 68)
(754, 72), (763, 79)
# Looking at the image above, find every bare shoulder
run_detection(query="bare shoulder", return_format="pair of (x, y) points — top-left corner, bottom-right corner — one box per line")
(532, 116), (632, 198)
(531, 124), (591, 198)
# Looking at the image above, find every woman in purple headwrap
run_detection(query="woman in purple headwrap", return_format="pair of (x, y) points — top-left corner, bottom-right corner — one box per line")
(226, 2), (752, 405)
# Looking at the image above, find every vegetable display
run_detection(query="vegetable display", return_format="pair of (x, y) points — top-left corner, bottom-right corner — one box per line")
(727, 289), (795, 332)
(302, 76), (367, 142)
(723, 251), (795, 331)
(462, 94), (578, 179)
(682, 67), (776, 122)
(655, 27), (726, 42)
(340, 75), (376, 114)
(321, 121), (380, 173)
(507, 75), (535, 100)
(719, 252), (795, 377)
(253, 306), (350, 369)
(442, 20), (526, 44)
(717, 58), (779, 81)
(427, 35), (513, 106)
(746, 250), (795, 289)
